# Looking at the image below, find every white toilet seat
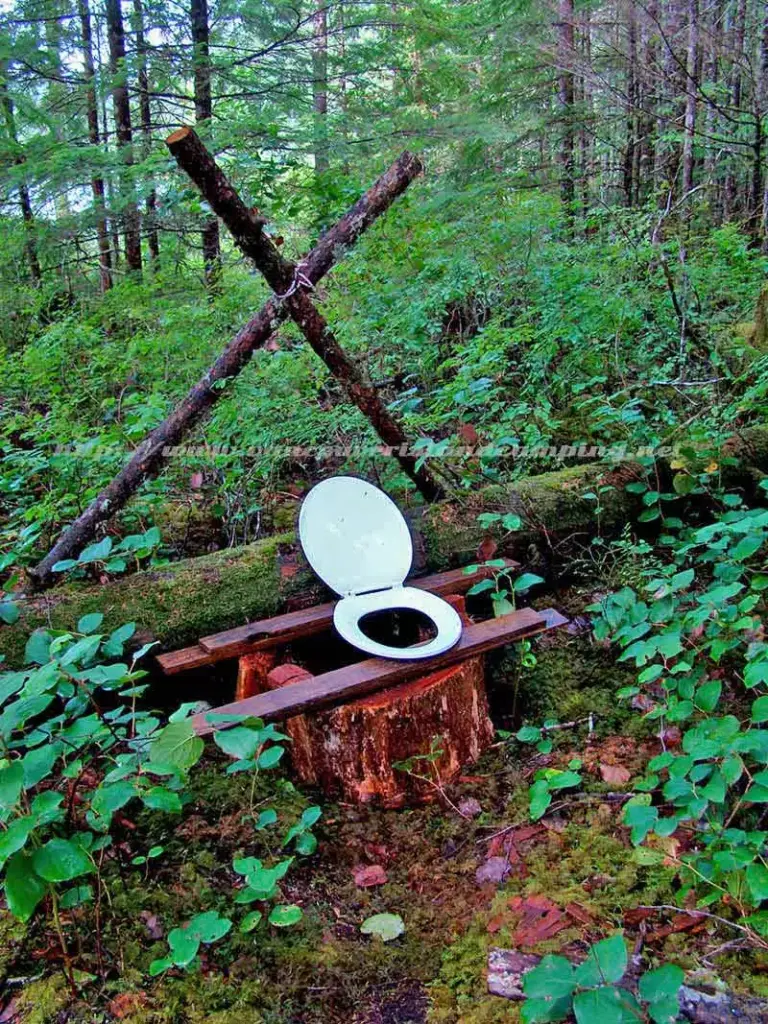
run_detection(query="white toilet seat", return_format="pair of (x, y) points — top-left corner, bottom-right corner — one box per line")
(333, 584), (463, 660)
(298, 476), (463, 660)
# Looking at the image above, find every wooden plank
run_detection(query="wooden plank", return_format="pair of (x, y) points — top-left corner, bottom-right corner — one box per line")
(192, 606), (567, 735)
(157, 560), (519, 674)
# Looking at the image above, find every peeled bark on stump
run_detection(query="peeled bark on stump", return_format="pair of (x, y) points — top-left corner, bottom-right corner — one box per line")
(246, 597), (493, 806)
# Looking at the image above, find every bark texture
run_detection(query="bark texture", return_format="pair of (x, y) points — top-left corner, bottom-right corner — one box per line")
(106, 0), (142, 272)
(165, 126), (443, 501)
(79, 0), (112, 291)
(256, 598), (493, 807)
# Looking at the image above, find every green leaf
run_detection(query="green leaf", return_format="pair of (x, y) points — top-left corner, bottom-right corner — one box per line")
(240, 910), (262, 933)
(142, 787), (182, 813)
(77, 613), (104, 634)
(695, 680), (721, 712)
(22, 744), (57, 788)
(78, 538), (112, 564)
(295, 831), (317, 855)
(0, 602), (19, 625)
(520, 996), (572, 1023)
(574, 934), (627, 987)
(33, 838), (92, 882)
(529, 779), (552, 821)
(257, 745), (284, 769)
(360, 912), (403, 940)
(516, 726), (541, 743)
(522, 955), (575, 1000)
(167, 928), (200, 967)
(213, 726), (262, 761)
(24, 630), (51, 666)
(149, 957), (173, 976)
(624, 802), (658, 845)
(0, 817), (35, 869)
(746, 863), (768, 902)
(732, 534), (765, 562)
(573, 986), (640, 1023)
(638, 963), (684, 1005)
(90, 781), (136, 825)
(4, 850), (46, 922)
(752, 697), (768, 724)
(188, 910), (232, 943)
(514, 573), (544, 593)
(255, 808), (277, 830)
(149, 721), (204, 773)
(0, 761), (23, 811)
(60, 884), (93, 909)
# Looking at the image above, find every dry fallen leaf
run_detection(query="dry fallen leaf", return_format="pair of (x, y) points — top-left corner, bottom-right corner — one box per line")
(599, 763), (632, 785)
(353, 864), (388, 887)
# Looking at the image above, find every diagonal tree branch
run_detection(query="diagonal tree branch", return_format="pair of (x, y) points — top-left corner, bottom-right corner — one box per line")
(165, 126), (443, 502)
(31, 148), (427, 588)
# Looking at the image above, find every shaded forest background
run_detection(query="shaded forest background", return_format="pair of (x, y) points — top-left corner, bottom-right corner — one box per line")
(1, 0), (768, 575)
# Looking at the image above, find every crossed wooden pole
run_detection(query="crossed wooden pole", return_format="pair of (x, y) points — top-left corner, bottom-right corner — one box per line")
(31, 134), (443, 587)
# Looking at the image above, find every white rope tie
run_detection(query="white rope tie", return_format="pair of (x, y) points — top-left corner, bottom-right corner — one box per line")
(274, 265), (314, 301)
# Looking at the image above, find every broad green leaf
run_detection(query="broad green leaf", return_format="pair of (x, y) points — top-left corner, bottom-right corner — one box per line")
(213, 726), (261, 761)
(514, 573), (544, 593)
(22, 744), (57, 788)
(0, 761), (23, 810)
(746, 863), (768, 902)
(33, 838), (92, 882)
(522, 955), (575, 1000)
(142, 787), (182, 813)
(5, 850), (46, 922)
(149, 721), (204, 773)
(752, 697), (768, 723)
(521, 996), (572, 1023)
(167, 928), (200, 967)
(0, 817), (35, 868)
(77, 613), (104, 634)
(573, 986), (640, 1023)
(24, 630), (51, 666)
(574, 934), (627, 987)
(257, 745), (284, 769)
(529, 779), (552, 821)
(240, 910), (262, 933)
(360, 911), (402, 940)
(695, 680), (721, 712)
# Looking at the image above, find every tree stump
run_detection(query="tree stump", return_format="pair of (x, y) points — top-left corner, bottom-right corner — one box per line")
(251, 597), (495, 807)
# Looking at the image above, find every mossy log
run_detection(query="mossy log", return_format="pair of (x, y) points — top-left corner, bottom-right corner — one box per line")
(2, 425), (767, 667)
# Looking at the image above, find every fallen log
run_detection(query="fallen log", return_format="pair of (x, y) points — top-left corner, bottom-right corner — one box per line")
(29, 149), (425, 588)
(4, 426), (768, 667)
(165, 126), (443, 503)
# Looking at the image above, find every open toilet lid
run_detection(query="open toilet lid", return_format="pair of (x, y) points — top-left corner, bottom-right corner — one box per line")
(298, 477), (412, 597)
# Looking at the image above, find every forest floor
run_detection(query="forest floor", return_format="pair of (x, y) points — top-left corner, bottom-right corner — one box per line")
(4, 604), (768, 1024)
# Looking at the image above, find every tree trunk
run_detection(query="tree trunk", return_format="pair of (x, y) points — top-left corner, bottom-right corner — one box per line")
(0, 78), (41, 286)
(190, 0), (220, 285)
(623, 4), (638, 207)
(312, 4), (329, 177)
(133, 0), (159, 263)
(723, 0), (747, 221)
(682, 0), (699, 199)
(79, 0), (112, 291)
(579, 5), (592, 226)
(106, 0), (142, 273)
(557, 0), (575, 234)
(30, 150), (426, 587)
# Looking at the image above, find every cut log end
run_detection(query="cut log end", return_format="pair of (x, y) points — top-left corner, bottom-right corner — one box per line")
(166, 126), (193, 146)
